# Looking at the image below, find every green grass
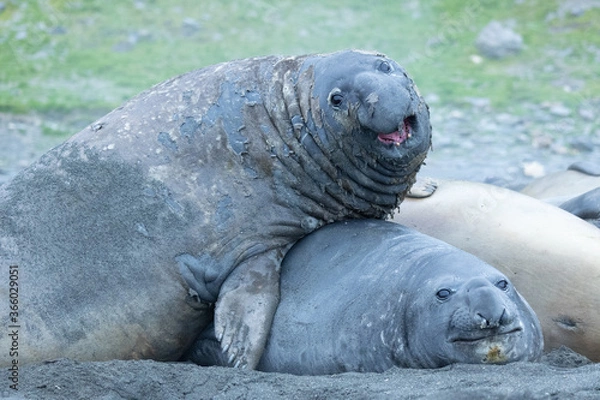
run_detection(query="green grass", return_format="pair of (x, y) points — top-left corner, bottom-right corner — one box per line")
(1, 0), (598, 116)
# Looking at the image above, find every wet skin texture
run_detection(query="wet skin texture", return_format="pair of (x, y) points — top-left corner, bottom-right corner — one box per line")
(0, 50), (431, 369)
(188, 220), (543, 375)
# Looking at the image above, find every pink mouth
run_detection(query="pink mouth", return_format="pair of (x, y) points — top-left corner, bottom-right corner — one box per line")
(377, 118), (412, 146)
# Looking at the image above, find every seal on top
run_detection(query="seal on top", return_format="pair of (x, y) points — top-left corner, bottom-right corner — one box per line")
(0, 50), (431, 369)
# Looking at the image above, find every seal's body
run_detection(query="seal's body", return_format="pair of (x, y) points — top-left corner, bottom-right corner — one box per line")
(395, 179), (600, 361)
(189, 220), (543, 375)
(0, 51), (431, 368)
(521, 162), (600, 228)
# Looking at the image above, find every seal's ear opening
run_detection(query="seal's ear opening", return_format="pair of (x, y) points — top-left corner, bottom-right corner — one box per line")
(328, 88), (344, 110)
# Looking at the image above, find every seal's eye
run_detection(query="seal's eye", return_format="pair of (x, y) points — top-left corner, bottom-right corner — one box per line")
(328, 90), (344, 108)
(377, 60), (393, 73)
(436, 288), (453, 301)
(495, 279), (509, 291)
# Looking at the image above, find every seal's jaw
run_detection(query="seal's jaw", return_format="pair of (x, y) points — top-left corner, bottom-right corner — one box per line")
(448, 324), (530, 364)
(449, 326), (523, 344)
(377, 117), (413, 146)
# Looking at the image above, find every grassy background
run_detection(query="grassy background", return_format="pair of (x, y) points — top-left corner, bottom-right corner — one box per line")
(0, 0), (598, 119)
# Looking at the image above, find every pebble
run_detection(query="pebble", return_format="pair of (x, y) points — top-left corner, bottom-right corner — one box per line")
(549, 103), (571, 117)
(522, 161), (546, 178)
(475, 20), (524, 59)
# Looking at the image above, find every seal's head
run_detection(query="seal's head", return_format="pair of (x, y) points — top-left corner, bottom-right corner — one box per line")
(402, 253), (544, 368)
(275, 50), (431, 218)
(309, 50), (430, 167)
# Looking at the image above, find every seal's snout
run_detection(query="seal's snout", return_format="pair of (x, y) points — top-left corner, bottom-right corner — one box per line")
(475, 308), (504, 329)
(469, 284), (510, 330)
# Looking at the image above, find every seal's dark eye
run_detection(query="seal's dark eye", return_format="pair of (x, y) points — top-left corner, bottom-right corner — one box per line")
(436, 289), (453, 300)
(378, 60), (392, 73)
(496, 280), (509, 291)
(329, 92), (344, 108)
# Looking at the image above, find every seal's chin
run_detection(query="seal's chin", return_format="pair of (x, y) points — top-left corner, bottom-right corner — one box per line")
(377, 116), (414, 147)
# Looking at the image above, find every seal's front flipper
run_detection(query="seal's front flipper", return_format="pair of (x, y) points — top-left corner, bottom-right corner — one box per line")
(183, 323), (230, 366)
(559, 187), (600, 228)
(407, 177), (438, 198)
(568, 161), (600, 177)
(214, 249), (282, 369)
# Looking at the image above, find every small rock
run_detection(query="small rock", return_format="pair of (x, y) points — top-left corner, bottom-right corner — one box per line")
(551, 144), (570, 155)
(579, 108), (595, 121)
(49, 26), (67, 35)
(182, 18), (201, 37)
(465, 97), (490, 108)
(522, 161), (546, 178)
(569, 138), (595, 153)
(557, 0), (600, 18)
(447, 109), (465, 120)
(424, 93), (440, 104)
(549, 103), (571, 117)
(470, 54), (483, 64)
(542, 345), (592, 368)
(532, 134), (554, 149)
(475, 21), (523, 59)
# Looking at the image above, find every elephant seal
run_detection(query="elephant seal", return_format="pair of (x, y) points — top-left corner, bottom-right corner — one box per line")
(520, 161), (600, 206)
(394, 179), (600, 361)
(520, 162), (600, 228)
(0, 50), (431, 369)
(187, 220), (543, 375)
(558, 187), (600, 228)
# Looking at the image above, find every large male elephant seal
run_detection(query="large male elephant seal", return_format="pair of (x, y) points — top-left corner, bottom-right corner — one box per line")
(521, 162), (600, 228)
(394, 179), (600, 362)
(0, 50), (431, 369)
(187, 220), (543, 375)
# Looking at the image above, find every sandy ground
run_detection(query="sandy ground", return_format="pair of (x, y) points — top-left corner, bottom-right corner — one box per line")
(2, 347), (598, 399)
(1, 107), (599, 399)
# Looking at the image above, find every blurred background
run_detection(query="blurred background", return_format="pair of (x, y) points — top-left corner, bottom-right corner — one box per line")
(1, 0), (599, 187)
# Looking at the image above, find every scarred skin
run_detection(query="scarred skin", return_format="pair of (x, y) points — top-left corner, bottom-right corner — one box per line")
(0, 50), (431, 368)
(395, 179), (600, 361)
(188, 220), (543, 375)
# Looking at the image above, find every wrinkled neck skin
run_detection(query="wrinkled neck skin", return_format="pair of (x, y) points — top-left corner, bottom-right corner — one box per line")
(264, 53), (430, 220)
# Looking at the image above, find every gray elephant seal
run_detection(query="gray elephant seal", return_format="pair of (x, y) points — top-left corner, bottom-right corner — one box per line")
(395, 179), (600, 362)
(188, 220), (543, 375)
(0, 50), (431, 369)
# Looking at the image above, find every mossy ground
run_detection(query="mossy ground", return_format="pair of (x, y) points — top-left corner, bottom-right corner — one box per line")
(0, 0), (598, 133)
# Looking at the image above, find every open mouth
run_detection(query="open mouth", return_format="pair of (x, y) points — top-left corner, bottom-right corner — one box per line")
(450, 327), (522, 344)
(377, 116), (414, 146)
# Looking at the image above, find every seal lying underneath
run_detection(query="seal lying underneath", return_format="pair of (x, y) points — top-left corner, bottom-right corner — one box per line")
(188, 220), (543, 375)
(521, 162), (600, 228)
(0, 50), (431, 368)
(395, 179), (600, 362)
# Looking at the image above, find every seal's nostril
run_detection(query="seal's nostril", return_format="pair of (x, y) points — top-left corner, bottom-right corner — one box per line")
(476, 313), (490, 329)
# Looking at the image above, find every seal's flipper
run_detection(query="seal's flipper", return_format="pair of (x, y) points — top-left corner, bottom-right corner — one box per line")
(183, 323), (230, 366)
(214, 248), (282, 369)
(568, 162), (600, 177)
(407, 177), (438, 198)
(559, 187), (600, 228)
